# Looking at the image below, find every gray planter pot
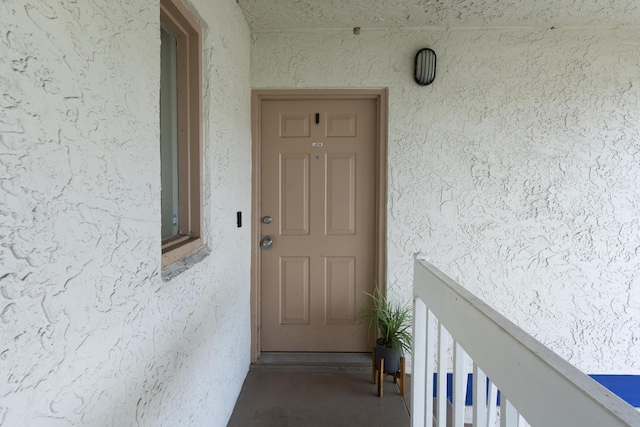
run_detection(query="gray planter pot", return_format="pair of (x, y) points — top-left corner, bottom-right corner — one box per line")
(375, 339), (402, 373)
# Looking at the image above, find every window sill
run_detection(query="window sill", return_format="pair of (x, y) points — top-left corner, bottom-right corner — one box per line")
(161, 243), (209, 281)
(162, 236), (202, 266)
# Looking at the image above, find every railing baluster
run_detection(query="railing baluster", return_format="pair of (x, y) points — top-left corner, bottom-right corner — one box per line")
(473, 364), (487, 427)
(518, 414), (528, 427)
(487, 380), (498, 427)
(452, 341), (466, 427)
(500, 395), (518, 427)
(425, 309), (436, 427)
(437, 323), (448, 427)
(412, 297), (427, 427)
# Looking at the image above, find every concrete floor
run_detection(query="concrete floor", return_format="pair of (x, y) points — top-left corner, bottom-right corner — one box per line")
(227, 353), (411, 427)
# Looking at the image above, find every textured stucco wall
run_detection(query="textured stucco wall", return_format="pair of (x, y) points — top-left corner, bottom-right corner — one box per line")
(251, 28), (640, 374)
(0, 0), (251, 426)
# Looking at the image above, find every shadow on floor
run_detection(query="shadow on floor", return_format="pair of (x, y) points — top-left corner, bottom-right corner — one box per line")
(227, 353), (410, 427)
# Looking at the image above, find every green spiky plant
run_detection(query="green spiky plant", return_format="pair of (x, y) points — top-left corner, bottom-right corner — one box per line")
(357, 287), (412, 354)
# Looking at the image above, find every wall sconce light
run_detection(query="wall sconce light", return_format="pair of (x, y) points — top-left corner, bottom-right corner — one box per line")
(414, 48), (436, 86)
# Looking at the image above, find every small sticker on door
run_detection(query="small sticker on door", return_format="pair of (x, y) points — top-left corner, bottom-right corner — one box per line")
(312, 142), (323, 147)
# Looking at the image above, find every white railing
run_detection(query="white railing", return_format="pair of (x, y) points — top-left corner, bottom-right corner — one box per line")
(411, 255), (640, 427)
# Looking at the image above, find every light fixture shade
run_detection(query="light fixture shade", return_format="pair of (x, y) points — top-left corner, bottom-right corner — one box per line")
(414, 48), (436, 86)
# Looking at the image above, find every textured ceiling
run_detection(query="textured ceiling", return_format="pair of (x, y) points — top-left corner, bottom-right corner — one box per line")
(237, 0), (640, 30)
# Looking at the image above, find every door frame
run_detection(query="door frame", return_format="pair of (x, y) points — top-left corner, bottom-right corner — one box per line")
(250, 89), (388, 362)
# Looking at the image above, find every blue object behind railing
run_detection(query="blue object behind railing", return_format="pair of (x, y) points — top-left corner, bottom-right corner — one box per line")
(432, 373), (640, 408)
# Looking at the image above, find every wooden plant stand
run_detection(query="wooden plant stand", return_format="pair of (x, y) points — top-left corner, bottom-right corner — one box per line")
(371, 347), (406, 397)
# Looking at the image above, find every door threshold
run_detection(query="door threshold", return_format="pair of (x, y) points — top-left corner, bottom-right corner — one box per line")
(253, 352), (372, 370)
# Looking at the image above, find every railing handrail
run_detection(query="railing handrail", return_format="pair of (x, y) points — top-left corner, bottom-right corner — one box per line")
(413, 255), (640, 426)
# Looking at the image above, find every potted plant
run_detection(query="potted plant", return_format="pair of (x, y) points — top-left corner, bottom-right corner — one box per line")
(357, 287), (412, 375)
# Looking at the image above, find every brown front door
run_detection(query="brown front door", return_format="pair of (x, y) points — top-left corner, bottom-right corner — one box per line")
(260, 98), (377, 352)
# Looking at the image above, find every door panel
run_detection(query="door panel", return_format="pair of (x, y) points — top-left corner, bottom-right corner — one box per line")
(326, 153), (356, 235)
(280, 153), (310, 235)
(325, 256), (356, 325)
(326, 113), (356, 137)
(260, 98), (377, 352)
(280, 114), (310, 138)
(280, 257), (310, 325)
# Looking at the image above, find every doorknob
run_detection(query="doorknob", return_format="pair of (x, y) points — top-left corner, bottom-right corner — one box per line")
(260, 235), (273, 250)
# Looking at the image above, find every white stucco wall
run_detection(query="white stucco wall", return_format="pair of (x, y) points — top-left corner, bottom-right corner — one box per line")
(251, 27), (640, 374)
(0, 0), (251, 426)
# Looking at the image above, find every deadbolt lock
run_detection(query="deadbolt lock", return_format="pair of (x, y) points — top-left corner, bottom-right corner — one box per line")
(263, 216), (272, 224)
